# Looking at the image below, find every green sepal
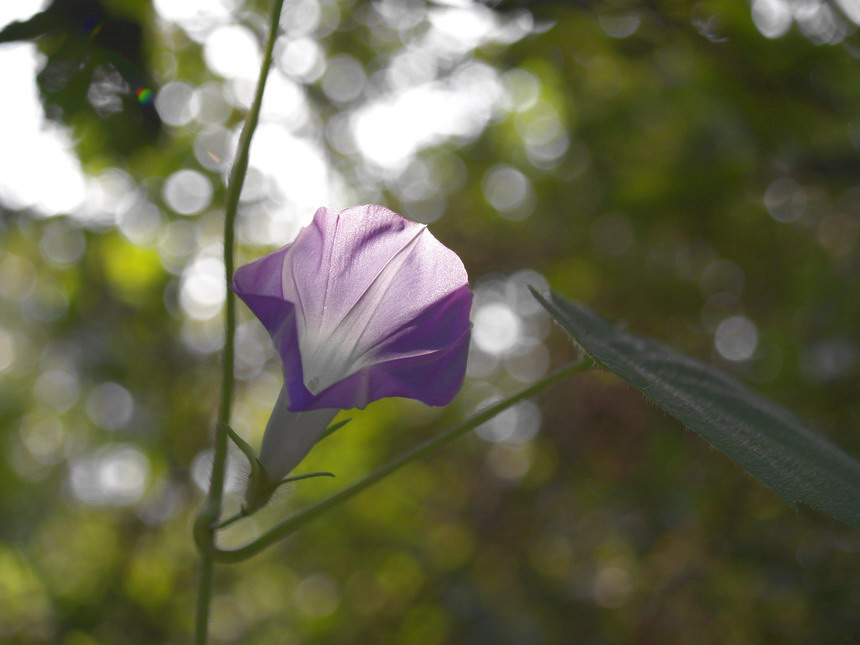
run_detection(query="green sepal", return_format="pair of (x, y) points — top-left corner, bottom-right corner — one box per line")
(245, 470), (336, 517)
(221, 423), (259, 470)
(274, 471), (335, 490)
(220, 422), (272, 514)
(220, 423), (338, 517)
(320, 418), (352, 442)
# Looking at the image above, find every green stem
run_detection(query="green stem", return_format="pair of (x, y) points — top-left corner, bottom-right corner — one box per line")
(206, 361), (589, 564)
(193, 1), (286, 643)
(212, 511), (246, 531)
(193, 558), (215, 642)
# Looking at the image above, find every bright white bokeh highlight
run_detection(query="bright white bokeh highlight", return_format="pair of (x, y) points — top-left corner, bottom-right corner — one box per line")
(69, 445), (150, 507)
(243, 123), (336, 245)
(321, 55), (366, 104)
(430, 5), (499, 45)
(119, 203), (163, 248)
(0, 46), (87, 216)
(467, 273), (552, 381)
(80, 169), (139, 228)
(752, 0), (793, 38)
(502, 69), (540, 113)
(482, 165), (535, 219)
(205, 25), (261, 80)
(749, 0), (859, 42)
(260, 71), (309, 127)
(195, 82), (233, 125)
(473, 302), (522, 355)
(0, 0), (47, 27)
(715, 316), (759, 362)
(278, 37), (326, 83)
(163, 170), (213, 215)
(835, 0), (860, 24)
(353, 62), (504, 172)
(194, 127), (234, 172)
(180, 255), (226, 319)
(153, 0), (236, 39)
(155, 81), (197, 126)
(282, 0), (323, 37)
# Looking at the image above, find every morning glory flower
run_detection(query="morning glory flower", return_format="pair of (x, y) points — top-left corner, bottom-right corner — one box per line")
(232, 205), (472, 487)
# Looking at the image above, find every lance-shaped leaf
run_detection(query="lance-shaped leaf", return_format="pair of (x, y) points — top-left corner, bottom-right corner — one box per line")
(533, 289), (860, 529)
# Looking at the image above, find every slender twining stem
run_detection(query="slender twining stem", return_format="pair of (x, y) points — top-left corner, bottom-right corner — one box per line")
(193, 1), (286, 643)
(202, 361), (589, 564)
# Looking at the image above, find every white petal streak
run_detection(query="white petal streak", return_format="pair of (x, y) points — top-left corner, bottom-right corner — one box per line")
(338, 225), (427, 353)
(300, 224), (428, 393)
(317, 211), (342, 343)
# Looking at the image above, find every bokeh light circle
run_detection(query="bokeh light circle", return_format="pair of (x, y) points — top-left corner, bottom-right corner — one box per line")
(163, 170), (213, 216)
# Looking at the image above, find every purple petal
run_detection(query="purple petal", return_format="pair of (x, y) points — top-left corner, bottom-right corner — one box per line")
(305, 285), (472, 410)
(233, 205), (472, 412)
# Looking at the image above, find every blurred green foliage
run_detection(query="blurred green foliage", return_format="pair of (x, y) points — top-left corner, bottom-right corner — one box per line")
(1, 0), (859, 643)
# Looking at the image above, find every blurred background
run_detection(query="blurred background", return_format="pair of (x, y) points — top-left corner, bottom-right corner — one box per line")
(1, 0), (859, 642)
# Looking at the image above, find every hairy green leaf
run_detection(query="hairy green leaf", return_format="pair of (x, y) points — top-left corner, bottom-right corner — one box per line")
(533, 289), (860, 528)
